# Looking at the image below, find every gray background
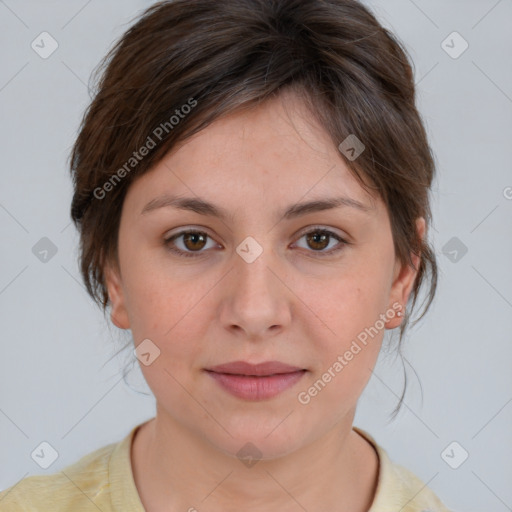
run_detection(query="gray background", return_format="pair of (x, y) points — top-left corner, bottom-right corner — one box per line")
(1, 1), (511, 510)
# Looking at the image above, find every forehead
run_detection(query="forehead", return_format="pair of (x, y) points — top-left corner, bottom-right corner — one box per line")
(123, 91), (379, 218)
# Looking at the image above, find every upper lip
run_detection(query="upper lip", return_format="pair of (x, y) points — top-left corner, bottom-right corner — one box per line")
(206, 361), (305, 376)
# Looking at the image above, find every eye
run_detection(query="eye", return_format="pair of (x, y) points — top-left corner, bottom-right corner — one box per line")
(164, 226), (349, 259)
(164, 229), (219, 258)
(293, 227), (349, 256)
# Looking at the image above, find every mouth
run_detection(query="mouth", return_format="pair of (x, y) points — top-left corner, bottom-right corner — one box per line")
(204, 361), (307, 400)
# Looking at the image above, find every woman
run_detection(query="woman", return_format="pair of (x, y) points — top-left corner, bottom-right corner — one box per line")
(0, 0), (452, 510)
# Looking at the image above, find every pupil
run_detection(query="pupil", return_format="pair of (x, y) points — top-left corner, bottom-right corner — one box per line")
(308, 232), (328, 250)
(185, 232), (205, 250)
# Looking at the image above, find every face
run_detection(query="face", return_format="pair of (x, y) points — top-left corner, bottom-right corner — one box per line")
(105, 89), (423, 459)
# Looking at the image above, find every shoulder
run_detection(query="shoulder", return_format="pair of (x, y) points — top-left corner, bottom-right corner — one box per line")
(353, 426), (454, 512)
(378, 456), (452, 512)
(0, 439), (118, 511)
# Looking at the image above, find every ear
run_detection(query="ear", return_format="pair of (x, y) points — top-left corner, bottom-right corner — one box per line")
(386, 217), (425, 329)
(104, 260), (131, 330)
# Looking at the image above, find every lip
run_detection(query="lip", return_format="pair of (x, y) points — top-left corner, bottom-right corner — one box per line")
(204, 360), (307, 401)
(207, 360), (304, 376)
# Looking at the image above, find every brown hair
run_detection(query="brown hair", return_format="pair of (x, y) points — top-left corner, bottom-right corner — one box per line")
(69, 0), (438, 417)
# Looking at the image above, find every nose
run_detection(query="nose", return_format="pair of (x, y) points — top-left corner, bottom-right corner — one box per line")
(218, 240), (292, 341)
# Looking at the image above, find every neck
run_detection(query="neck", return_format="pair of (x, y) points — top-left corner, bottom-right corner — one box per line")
(131, 410), (379, 512)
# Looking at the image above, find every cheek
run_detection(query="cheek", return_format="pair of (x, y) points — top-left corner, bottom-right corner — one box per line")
(302, 259), (391, 388)
(311, 262), (391, 340)
(121, 253), (206, 338)
(298, 282), (385, 412)
(127, 275), (207, 405)
(123, 265), (219, 380)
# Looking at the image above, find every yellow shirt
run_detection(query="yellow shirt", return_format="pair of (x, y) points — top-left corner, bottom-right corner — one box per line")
(0, 422), (452, 511)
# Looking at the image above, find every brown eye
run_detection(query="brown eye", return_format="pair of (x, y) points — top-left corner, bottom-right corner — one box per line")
(164, 229), (217, 258)
(306, 231), (330, 251)
(294, 228), (348, 257)
(182, 232), (207, 251)
(164, 227), (348, 259)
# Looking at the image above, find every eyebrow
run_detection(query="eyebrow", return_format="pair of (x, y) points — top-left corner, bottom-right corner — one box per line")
(140, 194), (373, 220)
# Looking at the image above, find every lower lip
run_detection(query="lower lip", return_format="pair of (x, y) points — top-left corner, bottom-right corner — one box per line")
(205, 370), (306, 400)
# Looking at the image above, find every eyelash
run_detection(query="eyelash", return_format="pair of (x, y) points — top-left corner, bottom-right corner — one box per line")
(164, 227), (349, 259)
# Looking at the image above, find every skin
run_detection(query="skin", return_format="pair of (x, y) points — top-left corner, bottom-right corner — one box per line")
(104, 88), (424, 512)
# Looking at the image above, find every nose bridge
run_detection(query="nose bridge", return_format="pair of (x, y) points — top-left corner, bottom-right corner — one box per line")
(220, 233), (291, 336)
(234, 234), (280, 305)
